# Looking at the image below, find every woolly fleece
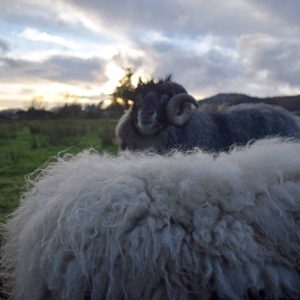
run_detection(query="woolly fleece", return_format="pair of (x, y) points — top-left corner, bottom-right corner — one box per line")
(1, 138), (300, 299)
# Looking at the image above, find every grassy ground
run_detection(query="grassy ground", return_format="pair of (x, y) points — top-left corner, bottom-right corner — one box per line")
(0, 118), (118, 222)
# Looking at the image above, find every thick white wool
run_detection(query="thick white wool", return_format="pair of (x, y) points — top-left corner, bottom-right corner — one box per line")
(1, 138), (300, 300)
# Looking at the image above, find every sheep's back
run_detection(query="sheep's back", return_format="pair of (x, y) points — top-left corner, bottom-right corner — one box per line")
(224, 103), (300, 144)
(2, 138), (300, 300)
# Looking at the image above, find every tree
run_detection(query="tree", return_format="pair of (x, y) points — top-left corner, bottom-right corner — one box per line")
(56, 103), (83, 118)
(28, 96), (46, 110)
(111, 67), (135, 109)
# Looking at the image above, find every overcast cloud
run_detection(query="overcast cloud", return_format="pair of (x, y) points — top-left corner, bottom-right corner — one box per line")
(0, 55), (107, 84)
(1, 0), (300, 108)
(0, 39), (10, 53)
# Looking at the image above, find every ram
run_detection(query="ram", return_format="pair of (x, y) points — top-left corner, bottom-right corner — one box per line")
(1, 139), (300, 299)
(116, 77), (300, 152)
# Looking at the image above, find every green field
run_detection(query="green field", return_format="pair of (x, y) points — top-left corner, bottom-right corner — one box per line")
(0, 119), (118, 222)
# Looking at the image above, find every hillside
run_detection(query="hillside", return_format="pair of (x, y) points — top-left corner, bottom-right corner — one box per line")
(200, 93), (300, 115)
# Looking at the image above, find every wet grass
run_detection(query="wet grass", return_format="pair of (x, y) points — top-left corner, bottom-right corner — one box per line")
(0, 119), (118, 222)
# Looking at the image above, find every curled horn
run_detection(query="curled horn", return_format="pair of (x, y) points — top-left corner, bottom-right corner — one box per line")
(166, 94), (199, 127)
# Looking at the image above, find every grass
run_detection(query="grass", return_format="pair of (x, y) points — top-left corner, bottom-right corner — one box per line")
(0, 118), (118, 222)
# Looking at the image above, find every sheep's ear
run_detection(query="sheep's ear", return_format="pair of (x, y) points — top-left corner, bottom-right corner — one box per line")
(166, 94), (198, 127)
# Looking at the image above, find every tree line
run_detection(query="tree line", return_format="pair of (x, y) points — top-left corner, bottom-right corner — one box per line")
(0, 68), (136, 120)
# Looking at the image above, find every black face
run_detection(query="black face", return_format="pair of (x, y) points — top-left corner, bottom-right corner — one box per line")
(132, 91), (169, 135)
(130, 79), (187, 136)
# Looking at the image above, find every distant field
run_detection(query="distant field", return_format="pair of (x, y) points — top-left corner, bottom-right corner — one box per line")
(0, 119), (118, 222)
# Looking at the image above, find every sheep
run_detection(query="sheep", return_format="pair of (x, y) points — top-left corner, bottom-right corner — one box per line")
(116, 77), (300, 153)
(1, 138), (300, 300)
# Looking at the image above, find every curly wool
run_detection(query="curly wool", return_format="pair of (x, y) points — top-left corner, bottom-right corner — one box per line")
(1, 138), (300, 300)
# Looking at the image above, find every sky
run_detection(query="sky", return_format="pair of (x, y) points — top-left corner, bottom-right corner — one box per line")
(1, 0), (300, 110)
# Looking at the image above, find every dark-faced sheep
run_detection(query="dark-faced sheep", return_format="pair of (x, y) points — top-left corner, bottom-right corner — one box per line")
(1, 138), (300, 299)
(116, 77), (300, 152)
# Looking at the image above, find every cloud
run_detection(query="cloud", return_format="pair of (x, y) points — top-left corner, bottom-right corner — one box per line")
(251, 0), (300, 31)
(1, 0), (300, 110)
(239, 34), (300, 87)
(0, 0), (106, 42)
(20, 28), (80, 49)
(149, 47), (242, 97)
(1, 0), (275, 40)
(0, 55), (108, 84)
(59, 0), (289, 38)
(0, 38), (10, 53)
(123, 35), (300, 98)
(19, 87), (35, 95)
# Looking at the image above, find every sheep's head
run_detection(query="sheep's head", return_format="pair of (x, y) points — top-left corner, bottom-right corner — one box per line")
(130, 77), (199, 136)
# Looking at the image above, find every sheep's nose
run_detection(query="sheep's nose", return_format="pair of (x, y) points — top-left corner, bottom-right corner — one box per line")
(140, 110), (155, 117)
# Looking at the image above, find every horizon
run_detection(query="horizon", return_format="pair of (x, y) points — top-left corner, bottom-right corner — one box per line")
(2, 91), (300, 114)
(1, 1), (300, 110)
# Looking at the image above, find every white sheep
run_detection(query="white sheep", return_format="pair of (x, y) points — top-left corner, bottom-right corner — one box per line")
(1, 138), (300, 299)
